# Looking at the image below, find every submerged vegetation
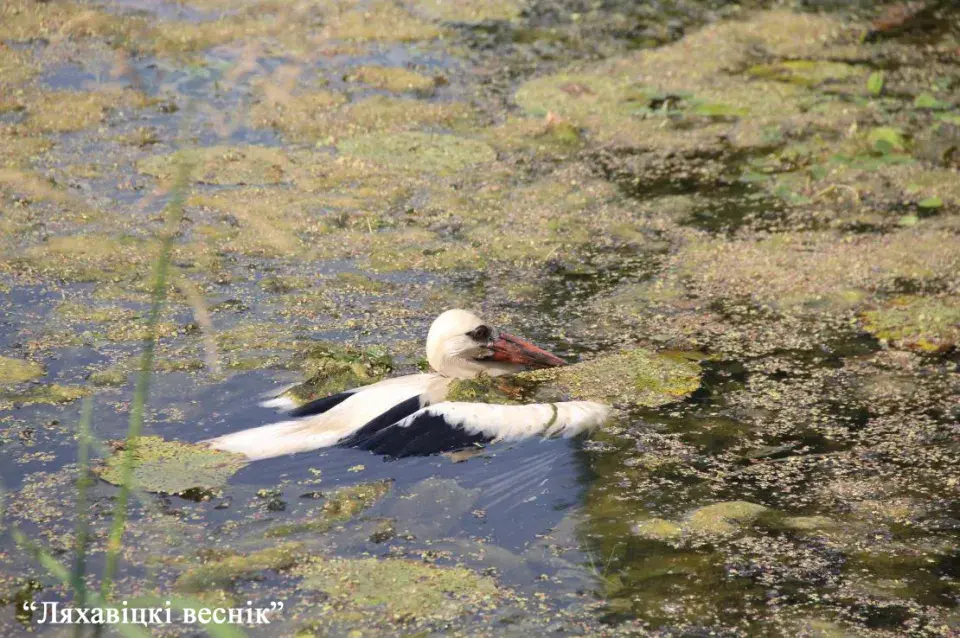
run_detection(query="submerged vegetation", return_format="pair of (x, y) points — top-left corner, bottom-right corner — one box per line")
(0, 0), (958, 635)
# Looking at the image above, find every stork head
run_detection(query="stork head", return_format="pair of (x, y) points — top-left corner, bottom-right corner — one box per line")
(426, 309), (566, 379)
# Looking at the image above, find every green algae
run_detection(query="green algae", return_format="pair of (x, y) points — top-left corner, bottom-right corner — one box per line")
(684, 501), (770, 537)
(480, 116), (584, 155)
(0, 88), (153, 134)
(632, 518), (683, 541)
(264, 480), (392, 538)
(252, 93), (473, 143)
(0, 130), (52, 170)
(53, 301), (179, 343)
(214, 322), (304, 359)
(413, 0), (523, 23)
(338, 131), (496, 174)
(88, 367), (128, 387)
(0, 43), (39, 86)
(87, 354), (204, 387)
(187, 189), (308, 258)
(247, 89), (346, 141)
(0, 384), (88, 409)
(54, 301), (137, 324)
(345, 66), (437, 94)
(138, 146), (295, 186)
(332, 271), (388, 293)
(445, 375), (529, 405)
(867, 126), (908, 154)
(325, 1), (444, 42)
(861, 296), (960, 353)
(148, 15), (283, 55)
(520, 348), (701, 407)
(294, 556), (499, 622)
(20, 234), (150, 283)
(633, 502), (773, 541)
(174, 542), (303, 593)
(95, 436), (247, 496)
(279, 344), (393, 405)
(3, 468), (79, 552)
(0, 356), (43, 384)
(512, 10), (852, 150)
(746, 60), (864, 88)
(514, 72), (646, 121)
(0, 0), (143, 46)
(0, 0), (314, 58)
(349, 163), (640, 271)
(670, 230), (960, 315)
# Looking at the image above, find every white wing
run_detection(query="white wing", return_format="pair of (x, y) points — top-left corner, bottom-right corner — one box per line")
(205, 373), (445, 460)
(419, 401), (611, 441)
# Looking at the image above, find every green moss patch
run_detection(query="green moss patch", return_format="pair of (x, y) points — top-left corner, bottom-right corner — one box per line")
(412, 0), (523, 23)
(0, 130), (52, 170)
(633, 502), (773, 541)
(633, 518), (684, 541)
(324, 2), (444, 42)
(138, 146), (295, 186)
(253, 94), (474, 143)
(282, 344), (394, 405)
(54, 301), (137, 324)
(21, 234), (150, 283)
(779, 516), (838, 532)
(513, 10), (854, 150)
(88, 366), (128, 387)
(746, 60), (864, 88)
(862, 296), (960, 353)
(0, 43), (39, 86)
(480, 116), (584, 155)
(0, 356), (44, 384)
(95, 436), (247, 496)
(515, 72), (646, 121)
(175, 543), (303, 593)
(521, 348), (701, 407)
(0, 384), (88, 409)
(446, 375), (529, 405)
(0, 88), (153, 134)
(248, 89), (345, 141)
(264, 480), (392, 538)
(337, 131), (496, 174)
(671, 230), (960, 314)
(345, 66), (437, 94)
(295, 556), (500, 622)
(684, 501), (770, 537)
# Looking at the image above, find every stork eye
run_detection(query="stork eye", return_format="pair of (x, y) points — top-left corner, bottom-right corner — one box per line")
(468, 325), (492, 342)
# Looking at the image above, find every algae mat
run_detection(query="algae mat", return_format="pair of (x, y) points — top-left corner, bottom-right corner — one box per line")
(95, 436), (247, 495)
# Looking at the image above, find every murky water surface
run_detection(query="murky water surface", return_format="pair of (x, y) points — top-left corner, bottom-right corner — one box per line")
(1, 0), (958, 635)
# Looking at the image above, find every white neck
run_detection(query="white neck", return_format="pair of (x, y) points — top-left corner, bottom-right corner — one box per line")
(430, 354), (522, 379)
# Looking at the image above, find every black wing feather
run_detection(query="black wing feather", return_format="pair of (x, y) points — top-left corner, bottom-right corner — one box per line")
(286, 390), (357, 418)
(347, 409), (492, 458)
(338, 396), (425, 449)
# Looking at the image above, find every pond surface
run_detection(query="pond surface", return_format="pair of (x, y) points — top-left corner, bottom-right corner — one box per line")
(0, 0), (959, 635)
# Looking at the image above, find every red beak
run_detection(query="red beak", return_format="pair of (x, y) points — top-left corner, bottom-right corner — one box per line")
(489, 332), (566, 369)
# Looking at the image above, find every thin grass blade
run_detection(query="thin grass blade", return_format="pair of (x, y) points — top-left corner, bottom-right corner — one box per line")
(100, 154), (194, 601)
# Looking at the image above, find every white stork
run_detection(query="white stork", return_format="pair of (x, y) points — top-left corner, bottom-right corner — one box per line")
(206, 309), (611, 460)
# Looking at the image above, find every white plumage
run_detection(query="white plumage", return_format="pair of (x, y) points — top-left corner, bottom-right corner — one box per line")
(397, 401), (611, 442)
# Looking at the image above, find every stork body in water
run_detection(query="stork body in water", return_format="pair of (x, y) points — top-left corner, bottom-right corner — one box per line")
(207, 309), (610, 460)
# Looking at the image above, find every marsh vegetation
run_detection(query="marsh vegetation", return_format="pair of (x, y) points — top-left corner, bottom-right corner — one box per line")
(0, 0), (958, 635)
